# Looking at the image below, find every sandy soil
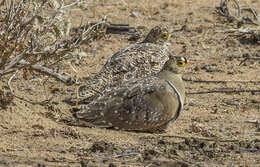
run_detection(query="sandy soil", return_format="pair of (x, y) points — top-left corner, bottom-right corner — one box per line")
(0, 0), (260, 166)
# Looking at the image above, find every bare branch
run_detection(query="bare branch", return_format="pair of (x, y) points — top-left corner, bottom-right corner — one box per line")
(18, 60), (75, 85)
(0, 50), (28, 76)
(216, 0), (259, 26)
(7, 69), (19, 94)
(239, 53), (260, 65)
(183, 78), (260, 84)
(187, 89), (260, 95)
(162, 135), (239, 142)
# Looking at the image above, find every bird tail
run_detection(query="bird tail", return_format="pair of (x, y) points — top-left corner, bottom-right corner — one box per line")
(76, 75), (106, 105)
(73, 107), (111, 128)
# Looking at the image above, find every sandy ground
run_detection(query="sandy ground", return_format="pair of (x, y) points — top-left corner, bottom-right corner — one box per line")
(0, 0), (260, 166)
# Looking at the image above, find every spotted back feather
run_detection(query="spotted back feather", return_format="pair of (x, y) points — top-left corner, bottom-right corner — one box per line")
(78, 25), (171, 101)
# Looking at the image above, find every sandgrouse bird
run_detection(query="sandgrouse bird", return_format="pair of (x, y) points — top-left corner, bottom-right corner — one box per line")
(77, 25), (171, 103)
(73, 57), (188, 133)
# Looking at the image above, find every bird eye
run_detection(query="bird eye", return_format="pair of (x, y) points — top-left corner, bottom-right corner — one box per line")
(177, 60), (185, 67)
(161, 33), (168, 39)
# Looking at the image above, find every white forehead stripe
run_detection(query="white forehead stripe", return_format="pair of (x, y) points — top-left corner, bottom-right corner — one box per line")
(180, 57), (187, 63)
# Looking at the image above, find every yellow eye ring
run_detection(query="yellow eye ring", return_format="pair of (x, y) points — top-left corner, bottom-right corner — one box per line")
(160, 33), (168, 39)
(177, 60), (185, 67)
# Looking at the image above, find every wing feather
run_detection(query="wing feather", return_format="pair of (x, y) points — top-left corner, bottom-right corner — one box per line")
(74, 76), (172, 130)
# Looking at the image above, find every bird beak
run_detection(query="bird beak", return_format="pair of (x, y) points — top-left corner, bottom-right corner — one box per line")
(187, 60), (195, 64)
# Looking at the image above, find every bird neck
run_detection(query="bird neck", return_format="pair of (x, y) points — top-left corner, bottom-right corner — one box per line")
(163, 66), (180, 74)
(141, 38), (164, 45)
(158, 70), (182, 81)
(157, 70), (185, 102)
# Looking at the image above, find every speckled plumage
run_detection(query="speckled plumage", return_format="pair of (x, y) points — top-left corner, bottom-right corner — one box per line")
(74, 57), (187, 133)
(78, 25), (171, 102)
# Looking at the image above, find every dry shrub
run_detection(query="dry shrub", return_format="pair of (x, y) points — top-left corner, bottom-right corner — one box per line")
(0, 0), (107, 105)
(0, 0), (107, 77)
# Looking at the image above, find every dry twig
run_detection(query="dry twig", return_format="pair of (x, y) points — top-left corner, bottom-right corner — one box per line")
(239, 53), (260, 65)
(187, 89), (260, 95)
(17, 60), (74, 85)
(6, 68), (55, 105)
(216, 0), (259, 28)
(216, 0), (241, 20)
(161, 135), (239, 142)
(216, 27), (260, 43)
(183, 78), (260, 84)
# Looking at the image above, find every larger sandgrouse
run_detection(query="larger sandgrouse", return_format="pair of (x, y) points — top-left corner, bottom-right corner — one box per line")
(78, 25), (170, 103)
(74, 57), (188, 132)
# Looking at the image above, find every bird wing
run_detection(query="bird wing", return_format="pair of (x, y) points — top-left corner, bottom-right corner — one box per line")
(74, 76), (180, 131)
(77, 43), (170, 102)
(101, 43), (170, 79)
(77, 72), (110, 102)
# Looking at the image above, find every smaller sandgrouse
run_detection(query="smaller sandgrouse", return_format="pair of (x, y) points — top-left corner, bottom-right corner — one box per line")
(73, 57), (189, 133)
(77, 25), (171, 103)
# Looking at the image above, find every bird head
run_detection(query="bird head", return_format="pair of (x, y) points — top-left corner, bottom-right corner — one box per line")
(142, 25), (170, 45)
(162, 57), (188, 74)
